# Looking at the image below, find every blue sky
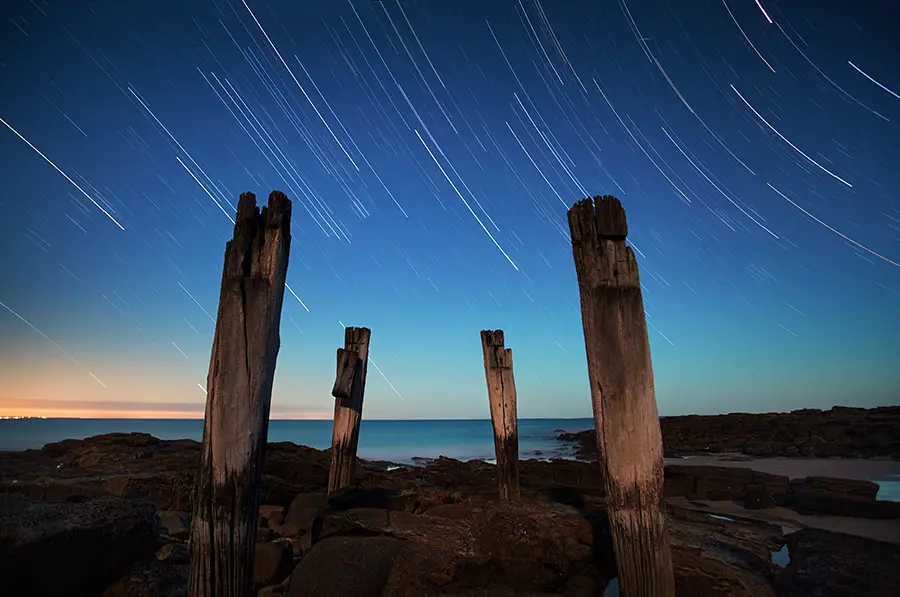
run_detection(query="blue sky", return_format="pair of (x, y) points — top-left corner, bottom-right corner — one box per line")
(0, 0), (898, 419)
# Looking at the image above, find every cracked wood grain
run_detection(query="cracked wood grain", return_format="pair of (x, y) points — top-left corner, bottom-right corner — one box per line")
(568, 195), (675, 597)
(188, 191), (291, 597)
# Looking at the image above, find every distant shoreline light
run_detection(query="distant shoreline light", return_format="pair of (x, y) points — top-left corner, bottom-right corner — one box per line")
(0, 415), (47, 420)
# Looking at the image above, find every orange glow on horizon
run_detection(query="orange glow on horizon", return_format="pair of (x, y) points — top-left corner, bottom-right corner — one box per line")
(0, 399), (332, 420)
(2, 407), (205, 419)
(0, 407), (333, 420)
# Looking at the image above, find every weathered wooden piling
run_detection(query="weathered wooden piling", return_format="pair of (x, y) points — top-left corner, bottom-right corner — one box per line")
(188, 191), (292, 597)
(567, 196), (675, 597)
(327, 326), (371, 494)
(480, 329), (520, 501)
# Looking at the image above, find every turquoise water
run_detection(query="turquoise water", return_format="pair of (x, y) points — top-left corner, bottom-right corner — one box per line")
(0, 417), (593, 463)
(603, 577), (618, 596)
(877, 475), (900, 501)
(771, 544), (791, 568)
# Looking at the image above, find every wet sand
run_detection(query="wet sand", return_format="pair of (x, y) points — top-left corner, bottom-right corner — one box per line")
(664, 453), (900, 483)
(668, 497), (900, 545)
(664, 454), (900, 544)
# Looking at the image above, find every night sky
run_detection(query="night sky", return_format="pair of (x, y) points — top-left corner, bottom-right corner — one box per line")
(1, 0), (897, 420)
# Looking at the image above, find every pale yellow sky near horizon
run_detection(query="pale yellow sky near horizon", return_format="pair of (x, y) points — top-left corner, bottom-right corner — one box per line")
(0, 355), (337, 419)
(0, 397), (334, 419)
(0, 348), (553, 420)
(6, 337), (885, 420)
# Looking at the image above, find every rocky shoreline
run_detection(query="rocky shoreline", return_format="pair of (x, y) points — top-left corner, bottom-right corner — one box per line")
(1, 407), (899, 596)
(557, 406), (900, 460)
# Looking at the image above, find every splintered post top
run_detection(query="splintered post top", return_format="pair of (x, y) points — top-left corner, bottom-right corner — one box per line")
(236, 192), (258, 222)
(593, 195), (627, 240)
(568, 195), (628, 241)
(235, 190), (292, 227)
(481, 329), (505, 347)
(263, 191), (291, 226)
(343, 326), (371, 346)
(481, 330), (511, 369)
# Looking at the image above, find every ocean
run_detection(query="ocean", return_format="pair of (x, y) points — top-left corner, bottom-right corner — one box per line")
(0, 417), (593, 463)
(3, 417), (898, 501)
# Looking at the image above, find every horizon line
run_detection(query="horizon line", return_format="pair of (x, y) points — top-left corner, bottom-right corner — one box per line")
(0, 403), (885, 422)
(0, 416), (595, 422)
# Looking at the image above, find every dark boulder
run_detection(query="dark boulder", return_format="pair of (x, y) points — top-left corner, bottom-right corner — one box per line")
(742, 483), (776, 510)
(154, 543), (188, 565)
(156, 510), (190, 539)
(260, 504), (286, 527)
(280, 492), (327, 537)
(775, 528), (900, 596)
(254, 540), (294, 591)
(301, 498), (789, 596)
(664, 465), (790, 506)
(668, 506), (782, 596)
(792, 476), (878, 500)
(309, 501), (596, 595)
(106, 472), (195, 511)
(0, 496), (160, 596)
(101, 559), (188, 597)
(286, 536), (405, 597)
(788, 477), (900, 519)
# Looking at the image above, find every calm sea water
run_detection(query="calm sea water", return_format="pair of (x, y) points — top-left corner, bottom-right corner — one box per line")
(0, 417), (593, 464)
(3, 417), (898, 501)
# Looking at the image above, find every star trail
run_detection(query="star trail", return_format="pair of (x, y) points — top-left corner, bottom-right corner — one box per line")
(0, 0), (897, 420)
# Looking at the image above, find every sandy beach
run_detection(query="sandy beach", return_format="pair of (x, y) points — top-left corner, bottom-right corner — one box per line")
(668, 497), (900, 545)
(664, 454), (900, 483)
(661, 454), (900, 545)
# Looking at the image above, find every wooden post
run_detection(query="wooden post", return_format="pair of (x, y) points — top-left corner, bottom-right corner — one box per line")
(567, 196), (675, 597)
(480, 330), (520, 501)
(188, 191), (292, 597)
(327, 327), (371, 494)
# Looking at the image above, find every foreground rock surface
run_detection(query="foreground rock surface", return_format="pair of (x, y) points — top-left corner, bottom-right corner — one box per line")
(2, 421), (898, 596)
(775, 528), (900, 596)
(283, 497), (780, 597)
(787, 476), (900, 518)
(288, 536), (405, 597)
(102, 558), (189, 597)
(0, 432), (342, 509)
(559, 405), (900, 460)
(0, 496), (160, 596)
